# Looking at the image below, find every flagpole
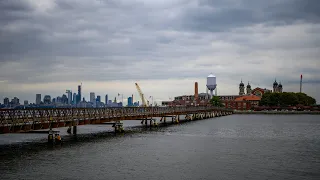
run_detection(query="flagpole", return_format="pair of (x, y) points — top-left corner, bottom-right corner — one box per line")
(300, 74), (302, 93)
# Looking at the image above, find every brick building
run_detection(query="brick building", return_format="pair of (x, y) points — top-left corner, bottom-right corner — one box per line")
(223, 95), (261, 110)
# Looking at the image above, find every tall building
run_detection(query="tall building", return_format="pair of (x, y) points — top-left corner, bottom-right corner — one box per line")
(66, 90), (72, 104)
(105, 94), (108, 105)
(77, 85), (82, 104)
(73, 93), (77, 104)
(24, 100), (28, 105)
(36, 94), (41, 104)
(96, 95), (101, 103)
(61, 94), (68, 104)
(3, 97), (9, 106)
(11, 97), (19, 105)
(43, 95), (51, 104)
(90, 92), (95, 103)
(128, 97), (133, 107)
(90, 92), (96, 107)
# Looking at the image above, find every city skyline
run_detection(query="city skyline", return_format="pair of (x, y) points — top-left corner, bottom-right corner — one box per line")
(1, 77), (317, 106)
(0, 0), (319, 103)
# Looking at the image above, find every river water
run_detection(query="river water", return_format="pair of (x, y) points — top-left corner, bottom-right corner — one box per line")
(1, 115), (320, 180)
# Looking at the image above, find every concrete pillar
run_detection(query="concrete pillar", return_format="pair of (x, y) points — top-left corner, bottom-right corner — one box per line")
(67, 126), (71, 134)
(73, 126), (77, 134)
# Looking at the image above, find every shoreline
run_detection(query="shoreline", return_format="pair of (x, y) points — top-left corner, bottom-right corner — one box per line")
(234, 111), (320, 115)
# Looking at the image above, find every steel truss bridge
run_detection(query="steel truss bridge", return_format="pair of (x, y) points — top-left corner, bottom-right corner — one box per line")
(0, 106), (233, 134)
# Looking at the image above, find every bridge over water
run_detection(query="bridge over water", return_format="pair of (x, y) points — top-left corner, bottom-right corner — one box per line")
(0, 106), (233, 134)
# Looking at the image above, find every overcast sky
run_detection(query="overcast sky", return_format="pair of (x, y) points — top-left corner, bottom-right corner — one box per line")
(1, 0), (320, 104)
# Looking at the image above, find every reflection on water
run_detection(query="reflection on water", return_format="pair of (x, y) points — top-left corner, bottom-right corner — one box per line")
(1, 115), (320, 180)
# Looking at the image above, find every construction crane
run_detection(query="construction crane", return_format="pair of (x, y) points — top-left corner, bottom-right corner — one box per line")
(135, 83), (148, 107)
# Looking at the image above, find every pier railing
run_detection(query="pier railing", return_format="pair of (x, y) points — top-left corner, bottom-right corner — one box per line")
(0, 106), (233, 126)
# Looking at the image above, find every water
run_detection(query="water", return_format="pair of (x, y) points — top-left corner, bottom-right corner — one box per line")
(1, 115), (320, 180)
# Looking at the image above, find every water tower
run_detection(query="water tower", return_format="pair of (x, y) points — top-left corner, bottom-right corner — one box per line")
(206, 73), (217, 99)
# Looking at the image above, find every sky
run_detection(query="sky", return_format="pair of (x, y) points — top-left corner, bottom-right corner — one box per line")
(0, 0), (320, 105)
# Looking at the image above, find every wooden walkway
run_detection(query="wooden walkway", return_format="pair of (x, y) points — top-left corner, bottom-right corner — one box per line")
(0, 106), (233, 133)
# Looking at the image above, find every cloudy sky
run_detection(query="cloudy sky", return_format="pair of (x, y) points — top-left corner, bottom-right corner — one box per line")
(1, 0), (320, 104)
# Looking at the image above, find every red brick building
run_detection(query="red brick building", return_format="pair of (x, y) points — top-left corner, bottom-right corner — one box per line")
(223, 95), (261, 110)
(251, 87), (272, 97)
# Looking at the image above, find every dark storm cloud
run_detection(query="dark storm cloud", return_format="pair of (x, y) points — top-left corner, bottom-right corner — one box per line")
(0, 0), (33, 13)
(178, 0), (320, 32)
(0, 0), (319, 93)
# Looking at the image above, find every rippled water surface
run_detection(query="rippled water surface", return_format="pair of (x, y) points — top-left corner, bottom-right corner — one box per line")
(1, 115), (320, 180)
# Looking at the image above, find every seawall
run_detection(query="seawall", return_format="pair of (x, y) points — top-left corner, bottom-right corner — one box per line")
(234, 111), (320, 115)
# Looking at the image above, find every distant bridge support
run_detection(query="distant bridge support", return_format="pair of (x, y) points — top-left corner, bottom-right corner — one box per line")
(73, 126), (77, 134)
(113, 121), (124, 133)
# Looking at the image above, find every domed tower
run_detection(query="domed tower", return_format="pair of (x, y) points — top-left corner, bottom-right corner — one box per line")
(239, 80), (245, 95)
(246, 82), (252, 95)
(273, 79), (278, 93)
(278, 82), (283, 93)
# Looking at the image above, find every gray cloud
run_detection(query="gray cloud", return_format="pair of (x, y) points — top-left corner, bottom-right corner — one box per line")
(178, 0), (320, 32)
(0, 0), (320, 103)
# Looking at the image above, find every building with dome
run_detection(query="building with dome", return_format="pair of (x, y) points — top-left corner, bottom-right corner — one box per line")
(221, 79), (284, 110)
(161, 77), (284, 111)
(237, 79), (282, 97)
(273, 79), (283, 93)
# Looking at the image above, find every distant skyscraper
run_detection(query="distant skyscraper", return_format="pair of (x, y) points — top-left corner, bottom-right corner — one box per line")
(43, 95), (51, 104)
(56, 96), (62, 103)
(24, 100), (28, 105)
(90, 92), (95, 103)
(73, 93), (77, 104)
(105, 94), (108, 104)
(12, 97), (19, 105)
(61, 94), (68, 104)
(77, 85), (82, 104)
(36, 94), (41, 104)
(128, 97), (133, 107)
(66, 90), (72, 104)
(90, 92), (96, 107)
(96, 95), (101, 103)
(3, 97), (9, 105)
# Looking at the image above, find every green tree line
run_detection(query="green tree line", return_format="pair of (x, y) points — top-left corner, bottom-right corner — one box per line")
(259, 92), (316, 106)
(210, 96), (224, 107)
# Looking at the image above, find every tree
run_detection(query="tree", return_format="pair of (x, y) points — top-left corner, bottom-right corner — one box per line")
(210, 96), (224, 107)
(259, 92), (316, 107)
(279, 92), (298, 106)
(259, 92), (272, 106)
